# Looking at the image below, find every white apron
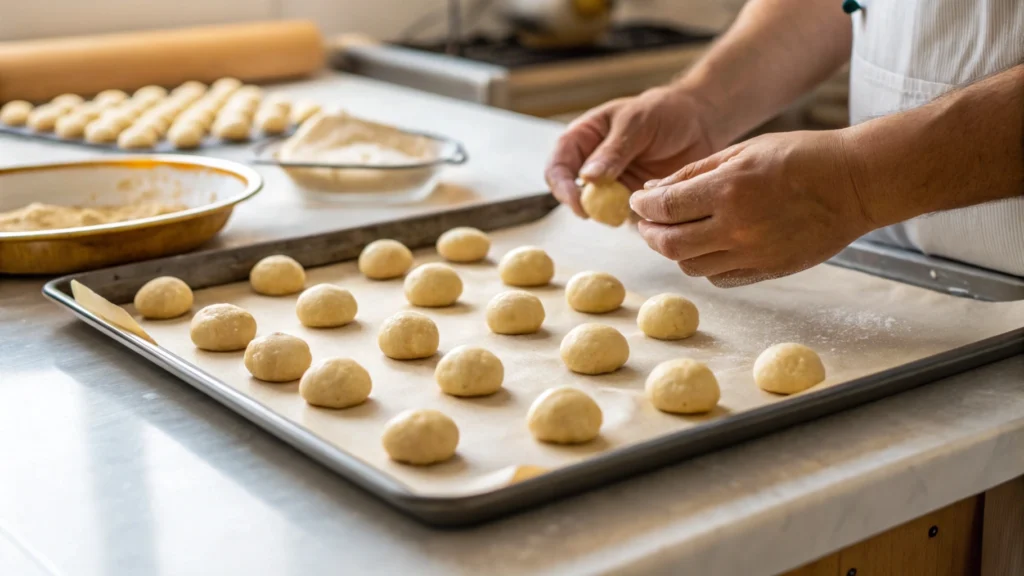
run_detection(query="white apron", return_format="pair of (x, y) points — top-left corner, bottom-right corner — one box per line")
(850, 0), (1024, 276)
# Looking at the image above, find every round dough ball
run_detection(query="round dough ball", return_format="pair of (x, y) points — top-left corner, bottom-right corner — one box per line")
(527, 387), (602, 444)
(234, 85), (264, 100)
(565, 271), (625, 314)
(646, 359), (720, 414)
(290, 100), (321, 125)
(0, 100), (33, 126)
(99, 109), (134, 130)
(254, 109), (289, 134)
(754, 343), (826, 395)
(485, 290), (545, 335)
(212, 113), (251, 141)
(133, 85), (168, 104)
(261, 97), (291, 116)
(50, 93), (84, 112)
(26, 105), (61, 131)
(581, 179), (632, 227)
(560, 323), (629, 375)
(117, 125), (158, 149)
(172, 80), (207, 98)
(296, 284), (358, 327)
(377, 311), (439, 360)
(210, 77), (242, 96)
(249, 255), (305, 296)
(637, 293), (699, 340)
(55, 114), (88, 139)
(436, 227), (490, 263)
(133, 276), (193, 319)
(189, 303), (257, 351)
(299, 358), (372, 408)
(167, 121), (205, 149)
(498, 246), (554, 287)
(358, 239), (413, 280)
(84, 120), (122, 144)
(404, 263), (463, 307)
(435, 345), (504, 397)
(93, 89), (129, 107)
(381, 408), (459, 465)
(243, 332), (312, 382)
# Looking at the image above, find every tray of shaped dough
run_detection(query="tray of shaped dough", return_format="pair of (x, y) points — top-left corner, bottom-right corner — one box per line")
(0, 78), (323, 152)
(42, 193), (1024, 526)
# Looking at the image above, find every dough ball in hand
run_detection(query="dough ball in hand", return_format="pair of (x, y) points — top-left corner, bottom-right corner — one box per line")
(485, 290), (545, 335)
(0, 101), (33, 126)
(382, 408), (459, 465)
(244, 332), (312, 382)
(134, 276), (193, 319)
(565, 271), (625, 314)
(190, 303), (257, 351)
(646, 359), (720, 414)
(527, 387), (602, 444)
(377, 311), (439, 360)
(296, 284), (357, 327)
(250, 255), (305, 296)
(404, 263), (463, 307)
(498, 246), (554, 287)
(358, 239), (413, 280)
(580, 179), (631, 227)
(436, 227), (490, 263)
(637, 293), (699, 340)
(435, 345), (504, 397)
(560, 323), (629, 375)
(754, 343), (826, 395)
(300, 358), (372, 408)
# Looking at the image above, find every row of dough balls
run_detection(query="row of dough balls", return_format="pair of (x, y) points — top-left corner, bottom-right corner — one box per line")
(0, 78), (322, 150)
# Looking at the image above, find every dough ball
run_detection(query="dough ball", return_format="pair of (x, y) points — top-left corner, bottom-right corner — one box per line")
(189, 303), (257, 351)
(55, 114), (88, 139)
(167, 121), (205, 149)
(291, 100), (322, 125)
(0, 100), (33, 126)
(527, 387), (602, 444)
(243, 332), (312, 382)
(435, 345), (504, 397)
(84, 120), (122, 144)
(210, 77), (242, 96)
(381, 409), (459, 465)
(261, 97), (291, 116)
(50, 93), (84, 112)
(93, 89), (129, 107)
(580, 179), (631, 227)
(560, 323), (629, 375)
(296, 284), (357, 327)
(299, 358), (372, 409)
(133, 85), (168, 105)
(249, 254), (305, 296)
(646, 359), (720, 414)
(133, 276), (193, 319)
(377, 311), (439, 360)
(404, 263), (463, 307)
(485, 290), (545, 335)
(234, 85), (264, 100)
(117, 125), (158, 150)
(171, 80), (207, 99)
(565, 271), (625, 314)
(254, 109), (289, 134)
(436, 227), (490, 262)
(138, 112), (171, 133)
(74, 103), (103, 122)
(26, 105), (61, 131)
(637, 293), (699, 340)
(753, 343), (826, 395)
(212, 113), (251, 141)
(99, 109), (134, 130)
(498, 246), (554, 287)
(358, 239), (413, 280)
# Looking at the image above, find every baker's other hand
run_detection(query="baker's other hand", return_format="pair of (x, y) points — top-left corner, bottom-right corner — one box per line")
(630, 130), (875, 287)
(544, 86), (719, 218)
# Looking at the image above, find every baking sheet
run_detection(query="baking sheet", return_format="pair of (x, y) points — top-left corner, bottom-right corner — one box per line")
(128, 207), (1024, 497)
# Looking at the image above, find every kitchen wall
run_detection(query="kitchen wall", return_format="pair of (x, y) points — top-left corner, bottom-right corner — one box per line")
(0, 0), (743, 42)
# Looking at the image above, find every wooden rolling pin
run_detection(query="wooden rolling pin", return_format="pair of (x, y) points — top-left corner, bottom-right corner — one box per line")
(0, 20), (325, 103)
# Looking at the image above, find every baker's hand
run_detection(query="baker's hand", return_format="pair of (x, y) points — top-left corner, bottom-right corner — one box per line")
(545, 86), (719, 217)
(630, 130), (875, 287)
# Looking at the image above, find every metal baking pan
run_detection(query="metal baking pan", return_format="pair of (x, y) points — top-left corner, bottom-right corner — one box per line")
(0, 124), (297, 154)
(43, 192), (1024, 526)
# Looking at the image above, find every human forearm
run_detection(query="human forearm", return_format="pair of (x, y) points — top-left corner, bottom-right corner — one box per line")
(675, 0), (852, 150)
(844, 64), (1024, 228)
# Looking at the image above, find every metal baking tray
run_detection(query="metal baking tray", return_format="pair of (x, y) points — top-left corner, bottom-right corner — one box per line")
(43, 192), (1024, 526)
(0, 124), (297, 154)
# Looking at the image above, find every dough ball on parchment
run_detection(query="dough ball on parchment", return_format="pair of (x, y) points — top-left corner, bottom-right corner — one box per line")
(560, 323), (629, 375)
(580, 179), (631, 227)
(250, 255), (305, 296)
(485, 290), (545, 335)
(436, 227), (490, 263)
(358, 239), (413, 280)
(646, 359), (720, 414)
(498, 246), (554, 287)
(527, 387), (602, 444)
(189, 303), (257, 351)
(382, 408), (459, 465)
(404, 263), (463, 307)
(435, 345), (504, 397)
(377, 311), (439, 360)
(244, 332), (312, 382)
(754, 343), (826, 395)
(565, 271), (625, 314)
(296, 284), (358, 328)
(134, 276), (193, 319)
(0, 101), (33, 126)
(637, 293), (699, 340)
(299, 358), (372, 408)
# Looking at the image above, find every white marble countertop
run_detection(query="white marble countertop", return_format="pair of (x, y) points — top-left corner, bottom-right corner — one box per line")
(1, 73), (1022, 576)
